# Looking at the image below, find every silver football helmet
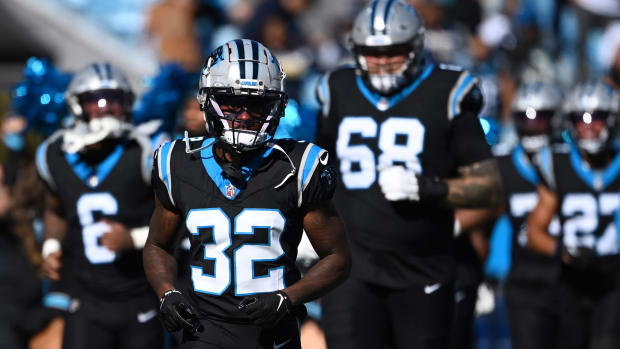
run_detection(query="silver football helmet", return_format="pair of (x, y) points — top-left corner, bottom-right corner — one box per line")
(196, 39), (288, 152)
(351, 0), (425, 95)
(564, 80), (620, 155)
(63, 62), (134, 153)
(511, 81), (562, 154)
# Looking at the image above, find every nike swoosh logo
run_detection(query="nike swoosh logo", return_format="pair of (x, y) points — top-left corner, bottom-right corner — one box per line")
(455, 291), (466, 303)
(276, 294), (285, 311)
(274, 338), (291, 349)
(137, 309), (157, 323)
(424, 283), (441, 294)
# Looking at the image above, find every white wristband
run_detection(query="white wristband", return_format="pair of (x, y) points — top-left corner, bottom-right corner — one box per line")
(130, 226), (150, 249)
(42, 238), (61, 259)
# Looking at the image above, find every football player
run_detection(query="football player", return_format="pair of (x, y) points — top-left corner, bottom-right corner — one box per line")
(528, 80), (620, 348)
(494, 82), (564, 349)
(314, 1), (501, 348)
(144, 39), (350, 349)
(37, 63), (164, 349)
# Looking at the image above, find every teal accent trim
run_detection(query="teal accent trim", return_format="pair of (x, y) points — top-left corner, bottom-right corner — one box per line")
(355, 64), (434, 111)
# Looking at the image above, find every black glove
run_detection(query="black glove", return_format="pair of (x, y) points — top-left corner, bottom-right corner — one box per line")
(238, 290), (292, 327)
(556, 243), (596, 270)
(417, 175), (449, 201)
(159, 290), (199, 333)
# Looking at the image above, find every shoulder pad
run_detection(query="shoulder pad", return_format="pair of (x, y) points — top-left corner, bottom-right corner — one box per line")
(492, 143), (514, 157)
(35, 130), (64, 191)
(316, 71), (333, 117)
(533, 145), (556, 191)
(128, 131), (157, 186)
(155, 140), (179, 207)
(296, 142), (329, 208)
(447, 70), (480, 120)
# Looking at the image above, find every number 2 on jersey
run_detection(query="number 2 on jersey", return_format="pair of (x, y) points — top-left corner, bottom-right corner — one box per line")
(337, 116), (425, 189)
(186, 208), (285, 296)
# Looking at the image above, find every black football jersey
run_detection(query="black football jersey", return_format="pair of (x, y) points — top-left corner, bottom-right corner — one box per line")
(497, 145), (561, 287)
(315, 64), (492, 286)
(152, 138), (333, 322)
(36, 131), (154, 298)
(537, 144), (620, 263)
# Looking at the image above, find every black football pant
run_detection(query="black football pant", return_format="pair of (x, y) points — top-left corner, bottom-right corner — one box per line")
(321, 276), (454, 349)
(556, 275), (620, 349)
(506, 290), (562, 349)
(63, 293), (163, 349)
(450, 286), (478, 349)
(176, 314), (301, 349)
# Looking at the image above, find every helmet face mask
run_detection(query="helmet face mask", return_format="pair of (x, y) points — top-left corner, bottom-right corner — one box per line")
(351, 0), (425, 96)
(196, 39), (288, 153)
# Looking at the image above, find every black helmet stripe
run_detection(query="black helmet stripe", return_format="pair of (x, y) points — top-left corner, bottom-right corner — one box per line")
(383, 0), (396, 34)
(251, 40), (259, 80)
(369, 0), (379, 35)
(234, 39), (246, 79)
(104, 63), (112, 80)
(92, 63), (104, 80)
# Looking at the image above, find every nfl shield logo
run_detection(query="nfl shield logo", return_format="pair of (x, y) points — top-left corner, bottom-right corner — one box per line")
(225, 184), (237, 198)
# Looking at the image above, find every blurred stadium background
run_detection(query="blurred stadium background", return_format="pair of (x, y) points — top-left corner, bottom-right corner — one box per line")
(1, 0), (619, 348)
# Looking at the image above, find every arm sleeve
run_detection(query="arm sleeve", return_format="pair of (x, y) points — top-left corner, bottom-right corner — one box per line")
(448, 83), (492, 166)
(151, 143), (179, 213)
(297, 143), (337, 208)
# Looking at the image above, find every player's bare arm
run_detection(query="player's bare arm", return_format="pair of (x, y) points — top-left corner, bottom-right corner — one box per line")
(526, 185), (558, 256)
(143, 195), (181, 298)
(283, 200), (351, 306)
(455, 205), (504, 234)
(446, 158), (502, 208)
(41, 190), (67, 280)
(144, 195), (199, 333)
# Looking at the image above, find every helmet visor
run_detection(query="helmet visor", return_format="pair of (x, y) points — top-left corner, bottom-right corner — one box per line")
(78, 89), (131, 120)
(513, 109), (554, 136)
(568, 110), (611, 140)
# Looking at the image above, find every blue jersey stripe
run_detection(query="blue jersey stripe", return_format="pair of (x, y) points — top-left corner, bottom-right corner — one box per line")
(301, 144), (323, 189)
(450, 73), (475, 119)
(160, 142), (173, 192)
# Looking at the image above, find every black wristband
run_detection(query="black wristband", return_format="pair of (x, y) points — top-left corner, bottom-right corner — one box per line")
(418, 176), (449, 201)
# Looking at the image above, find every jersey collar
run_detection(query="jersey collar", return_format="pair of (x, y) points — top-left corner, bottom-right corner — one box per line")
(511, 145), (538, 186)
(65, 144), (124, 188)
(355, 64), (435, 112)
(569, 144), (620, 191)
(200, 138), (274, 200)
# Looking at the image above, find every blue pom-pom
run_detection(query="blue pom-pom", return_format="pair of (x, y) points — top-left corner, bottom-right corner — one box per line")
(10, 57), (72, 136)
(132, 63), (197, 133)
